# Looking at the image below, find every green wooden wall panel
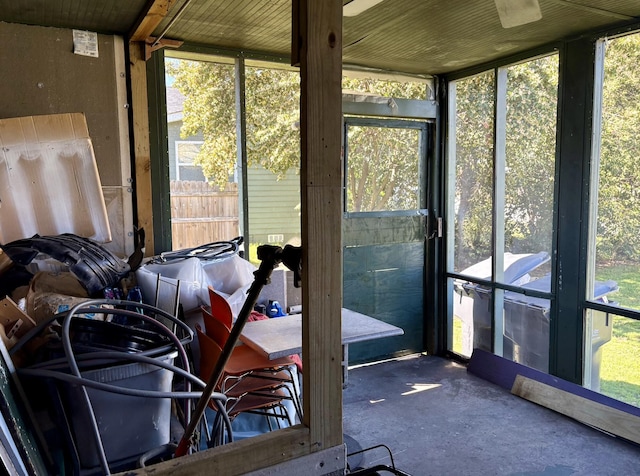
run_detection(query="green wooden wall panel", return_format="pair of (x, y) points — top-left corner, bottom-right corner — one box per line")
(344, 238), (424, 363)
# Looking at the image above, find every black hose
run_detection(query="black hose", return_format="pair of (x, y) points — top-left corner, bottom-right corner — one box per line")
(150, 237), (243, 264)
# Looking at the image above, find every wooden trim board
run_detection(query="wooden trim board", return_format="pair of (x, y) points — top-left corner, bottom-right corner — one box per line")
(122, 426), (312, 475)
(128, 41), (155, 256)
(512, 374), (640, 445)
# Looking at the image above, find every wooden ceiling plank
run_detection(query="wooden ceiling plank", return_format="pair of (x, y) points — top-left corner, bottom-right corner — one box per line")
(129, 0), (178, 41)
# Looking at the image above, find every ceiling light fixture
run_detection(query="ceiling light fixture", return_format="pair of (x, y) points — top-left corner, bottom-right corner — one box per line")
(494, 0), (542, 28)
(343, 0), (385, 17)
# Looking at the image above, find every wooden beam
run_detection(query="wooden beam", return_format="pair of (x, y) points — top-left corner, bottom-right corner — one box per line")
(119, 0), (346, 473)
(129, 0), (178, 42)
(512, 375), (640, 445)
(128, 41), (155, 256)
(468, 349), (640, 416)
(298, 0), (344, 449)
(119, 426), (312, 475)
(145, 37), (183, 61)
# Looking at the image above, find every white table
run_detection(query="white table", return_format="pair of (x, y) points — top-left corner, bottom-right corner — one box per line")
(240, 308), (404, 385)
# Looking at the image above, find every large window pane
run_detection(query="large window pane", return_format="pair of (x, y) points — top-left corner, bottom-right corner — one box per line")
(165, 58), (239, 250)
(452, 71), (495, 274)
(502, 55), (558, 282)
(345, 124), (421, 213)
(449, 72), (495, 357)
(589, 33), (640, 406)
(245, 66), (301, 263)
(594, 34), (640, 311)
(450, 56), (559, 359)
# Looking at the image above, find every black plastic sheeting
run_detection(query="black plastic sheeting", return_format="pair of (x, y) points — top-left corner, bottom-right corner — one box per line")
(1, 234), (130, 297)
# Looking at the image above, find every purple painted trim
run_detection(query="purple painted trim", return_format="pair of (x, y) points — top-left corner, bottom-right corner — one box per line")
(467, 349), (640, 418)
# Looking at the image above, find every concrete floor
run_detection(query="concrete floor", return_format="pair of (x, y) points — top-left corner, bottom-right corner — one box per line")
(342, 354), (640, 475)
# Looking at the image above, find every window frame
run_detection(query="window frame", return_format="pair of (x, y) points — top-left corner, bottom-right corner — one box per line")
(174, 140), (205, 181)
(342, 116), (428, 218)
(445, 52), (560, 360)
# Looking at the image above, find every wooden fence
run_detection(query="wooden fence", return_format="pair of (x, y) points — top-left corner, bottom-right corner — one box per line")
(170, 180), (239, 250)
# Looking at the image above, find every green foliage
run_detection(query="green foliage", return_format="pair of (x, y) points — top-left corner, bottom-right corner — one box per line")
(166, 60), (238, 187)
(598, 34), (640, 262)
(346, 125), (420, 212)
(453, 71), (496, 269)
(245, 67), (300, 179)
(504, 56), (558, 254)
(452, 56), (558, 270)
(342, 77), (428, 100)
(167, 60), (300, 187)
(169, 59), (428, 211)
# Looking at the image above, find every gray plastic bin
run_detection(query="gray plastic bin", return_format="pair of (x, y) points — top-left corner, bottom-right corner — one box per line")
(503, 275), (617, 384)
(454, 252), (550, 356)
(60, 351), (177, 469)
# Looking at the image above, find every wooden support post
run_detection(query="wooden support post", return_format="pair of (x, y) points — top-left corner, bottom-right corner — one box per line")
(128, 41), (155, 256)
(120, 0), (345, 474)
(298, 0), (344, 450)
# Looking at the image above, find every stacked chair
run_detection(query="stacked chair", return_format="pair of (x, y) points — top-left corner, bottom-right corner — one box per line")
(197, 287), (302, 444)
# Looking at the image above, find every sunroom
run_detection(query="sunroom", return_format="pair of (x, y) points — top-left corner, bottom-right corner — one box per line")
(1, 0), (640, 474)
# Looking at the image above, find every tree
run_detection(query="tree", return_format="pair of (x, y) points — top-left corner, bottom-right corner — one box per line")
(504, 55), (558, 256)
(169, 59), (428, 211)
(166, 60), (300, 188)
(452, 55), (559, 270)
(453, 71), (496, 270)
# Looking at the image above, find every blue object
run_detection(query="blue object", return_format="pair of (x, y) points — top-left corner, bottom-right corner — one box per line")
(266, 300), (287, 318)
(112, 286), (144, 324)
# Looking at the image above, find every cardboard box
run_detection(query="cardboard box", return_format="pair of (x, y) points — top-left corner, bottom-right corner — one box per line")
(0, 113), (111, 243)
(0, 296), (36, 349)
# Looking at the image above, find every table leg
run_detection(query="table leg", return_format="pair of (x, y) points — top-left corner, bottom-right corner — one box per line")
(342, 344), (349, 388)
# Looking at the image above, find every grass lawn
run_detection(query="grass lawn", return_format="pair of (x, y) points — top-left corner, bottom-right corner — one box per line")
(595, 264), (640, 407)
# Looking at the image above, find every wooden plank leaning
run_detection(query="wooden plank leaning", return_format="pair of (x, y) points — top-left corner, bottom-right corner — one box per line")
(511, 374), (640, 445)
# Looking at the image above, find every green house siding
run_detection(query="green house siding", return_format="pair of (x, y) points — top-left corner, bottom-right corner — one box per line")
(246, 166), (301, 246)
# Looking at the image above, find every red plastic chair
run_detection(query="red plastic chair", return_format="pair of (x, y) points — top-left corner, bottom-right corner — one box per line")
(196, 325), (293, 430)
(205, 287), (303, 373)
(207, 286), (233, 329)
(199, 307), (302, 420)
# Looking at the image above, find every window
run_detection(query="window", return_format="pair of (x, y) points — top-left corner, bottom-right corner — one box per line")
(165, 57), (239, 251)
(245, 64), (301, 261)
(175, 141), (205, 181)
(344, 119), (424, 213)
(450, 70), (495, 274)
(587, 33), (640, 405)
(448, 54), (559, 363)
